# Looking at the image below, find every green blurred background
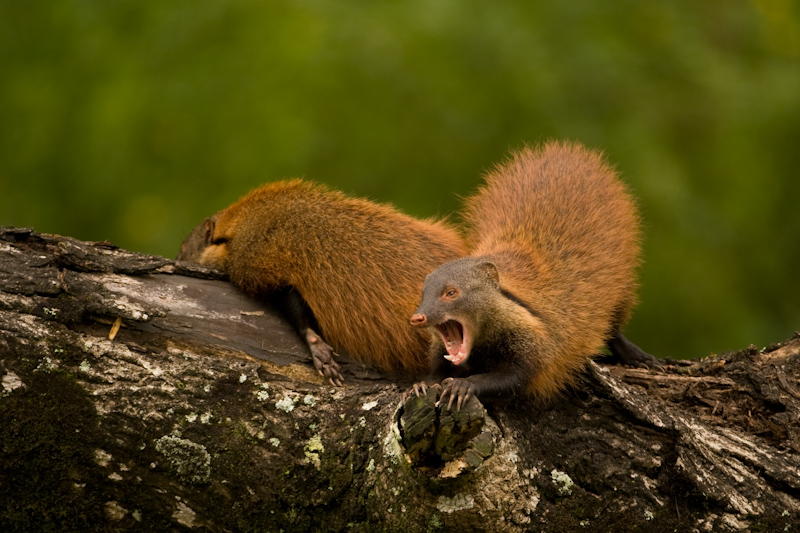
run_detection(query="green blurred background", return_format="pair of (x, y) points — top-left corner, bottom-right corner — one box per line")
(1, 0), (798, 359)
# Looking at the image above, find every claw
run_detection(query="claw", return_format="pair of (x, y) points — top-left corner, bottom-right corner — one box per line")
(456, 390), (470, 412)
(324, 366), (344, 387)
(403, 381), (432, 403)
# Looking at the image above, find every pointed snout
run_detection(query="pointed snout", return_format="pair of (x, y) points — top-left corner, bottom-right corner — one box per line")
(410, 313), (428, 327)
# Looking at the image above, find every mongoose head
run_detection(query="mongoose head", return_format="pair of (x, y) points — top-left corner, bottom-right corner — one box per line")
(177, 217), (215, 262)
(411, 257), (501, 366)
(176, 215), (228, 269)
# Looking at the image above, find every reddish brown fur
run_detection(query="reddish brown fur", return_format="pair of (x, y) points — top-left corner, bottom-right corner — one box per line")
(463, 141), (642, 399)
(198, 179), (467, 375)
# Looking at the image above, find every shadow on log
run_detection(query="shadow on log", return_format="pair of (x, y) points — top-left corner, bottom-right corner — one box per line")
(1, 227), (799, 532)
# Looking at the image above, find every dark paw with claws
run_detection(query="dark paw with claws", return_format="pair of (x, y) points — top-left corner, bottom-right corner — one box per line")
(438, 377), (474, 412)
(306, 330), (343, 386)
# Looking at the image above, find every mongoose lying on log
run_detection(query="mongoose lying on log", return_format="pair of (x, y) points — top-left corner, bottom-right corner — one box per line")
(178, 179), (467, 384)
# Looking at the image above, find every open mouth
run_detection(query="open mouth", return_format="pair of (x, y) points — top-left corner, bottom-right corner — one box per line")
(435, 319), (469, 366)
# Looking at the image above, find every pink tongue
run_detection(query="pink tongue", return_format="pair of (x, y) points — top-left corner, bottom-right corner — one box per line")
(445, 321), (463, 357)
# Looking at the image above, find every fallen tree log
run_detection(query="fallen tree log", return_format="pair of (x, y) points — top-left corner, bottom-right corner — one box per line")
(1, 226), (798, 532)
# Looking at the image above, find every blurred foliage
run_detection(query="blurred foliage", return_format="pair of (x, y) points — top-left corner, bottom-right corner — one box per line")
(1, 0), (798, 359)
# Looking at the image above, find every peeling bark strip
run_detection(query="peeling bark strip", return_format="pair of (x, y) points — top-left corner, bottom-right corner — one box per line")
(1, 227), (800, 532)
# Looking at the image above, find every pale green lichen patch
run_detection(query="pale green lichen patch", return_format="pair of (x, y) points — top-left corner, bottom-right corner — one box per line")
(303, 394), (317, 407)
(351, 417), (367, 433)
(275, 396), (296, 412)
(173, 501), (196, 527)
(35, 356), (57, 372)
(94, 449), (112, 467)
(104, 500), (127, 521)
(2, 371), (25, 395)
(79, 360), (91, 373)
(551, 469), (574, 496)
(304, 435), (325, 469)
(269, 438), (280, 447)
(436, 493), (474, 513)
(383, 420), (404, 466)
(154, 435), (211, 484)
(254, 383), (270, 401)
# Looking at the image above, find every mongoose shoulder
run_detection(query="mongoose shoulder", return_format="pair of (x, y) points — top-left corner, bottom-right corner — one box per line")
(410, 141), (657, 408)
(178, 179), (467, 383)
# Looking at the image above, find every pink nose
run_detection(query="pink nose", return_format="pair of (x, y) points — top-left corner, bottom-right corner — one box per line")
(410, 313), (427, 327)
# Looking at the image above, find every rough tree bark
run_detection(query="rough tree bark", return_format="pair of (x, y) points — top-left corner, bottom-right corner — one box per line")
(1, 227), (799, 532)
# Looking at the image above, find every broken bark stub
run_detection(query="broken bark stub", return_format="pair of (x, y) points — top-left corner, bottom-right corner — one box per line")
(398, 386), (495, 483)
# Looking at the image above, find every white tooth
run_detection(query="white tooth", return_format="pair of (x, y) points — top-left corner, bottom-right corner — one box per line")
(443, 355), (454, 361)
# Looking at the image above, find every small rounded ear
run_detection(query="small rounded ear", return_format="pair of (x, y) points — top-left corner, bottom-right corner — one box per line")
(203, 216), (217, 246)
(478, 261), (500, 286)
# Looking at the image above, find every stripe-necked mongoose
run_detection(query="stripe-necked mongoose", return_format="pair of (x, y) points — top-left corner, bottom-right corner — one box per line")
(178, 179), (467, 384)
(410, 141), (658, 409)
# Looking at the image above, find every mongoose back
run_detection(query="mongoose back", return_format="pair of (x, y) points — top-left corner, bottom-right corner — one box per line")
(411, 141), (656, 408)
(179, 179), (467, 382)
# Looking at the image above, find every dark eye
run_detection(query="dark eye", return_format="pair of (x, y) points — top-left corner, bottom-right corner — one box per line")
(445, 289), (457, 298)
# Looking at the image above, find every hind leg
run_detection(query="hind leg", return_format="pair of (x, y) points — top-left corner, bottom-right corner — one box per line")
(275, 287), (343, 386)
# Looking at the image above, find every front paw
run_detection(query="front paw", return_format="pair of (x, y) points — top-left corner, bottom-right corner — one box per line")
(402, 381), (439, 403)
(438, 377), (474, 412)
